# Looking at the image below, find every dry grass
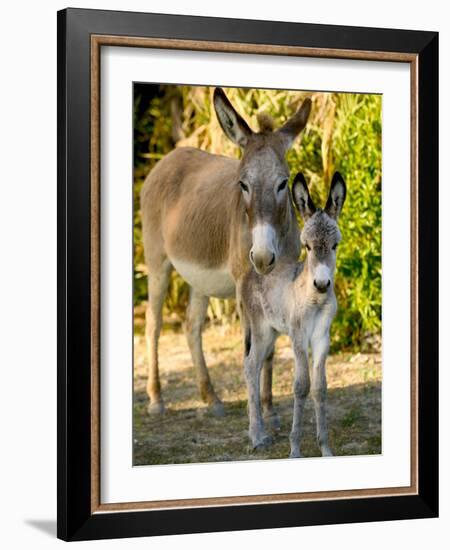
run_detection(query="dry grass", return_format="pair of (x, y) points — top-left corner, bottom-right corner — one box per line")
(133, 323), (381, 465)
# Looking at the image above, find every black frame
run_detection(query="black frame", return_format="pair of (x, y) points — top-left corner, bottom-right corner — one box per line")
(57, 8), (438, 541)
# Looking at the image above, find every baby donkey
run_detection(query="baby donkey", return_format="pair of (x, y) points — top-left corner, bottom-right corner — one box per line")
(240, 172), (346, 457)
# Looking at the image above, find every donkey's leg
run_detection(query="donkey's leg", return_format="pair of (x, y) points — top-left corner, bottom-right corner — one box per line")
(311, 329), (333, 457)
(289, 339), (310, 458)
(261, 344), (281, 431)
(244, 324), (275, 449)
(145, 259), (172, 415)
(185, 288), (224, 417)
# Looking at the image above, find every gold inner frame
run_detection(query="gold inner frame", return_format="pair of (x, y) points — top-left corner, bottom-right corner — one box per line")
(90, 35), (419, 514)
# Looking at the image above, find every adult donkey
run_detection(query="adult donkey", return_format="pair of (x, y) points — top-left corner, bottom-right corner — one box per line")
(141, 88), (311, 417)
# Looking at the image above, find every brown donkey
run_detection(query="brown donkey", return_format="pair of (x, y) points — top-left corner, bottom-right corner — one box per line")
(140, 88), (311, 416)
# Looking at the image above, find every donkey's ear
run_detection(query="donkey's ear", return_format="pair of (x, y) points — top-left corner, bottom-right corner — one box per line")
(292, 173), (316, 221)
(277, 97), (312, 150)
(325, 172), (347, 220)
(213, 88), (253, 148)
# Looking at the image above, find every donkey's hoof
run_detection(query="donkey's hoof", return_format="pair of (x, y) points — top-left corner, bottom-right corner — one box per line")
(264, 411), (281, 431)
(209, 401), (225, 417)
(147, 401), (165, 415)
(289, 450), (304, 459)
(321, 446), (334, 457)
(252, 433), (273, 450)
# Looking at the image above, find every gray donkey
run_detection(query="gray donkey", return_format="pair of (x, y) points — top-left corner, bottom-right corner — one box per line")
(240, 172), (346, 455)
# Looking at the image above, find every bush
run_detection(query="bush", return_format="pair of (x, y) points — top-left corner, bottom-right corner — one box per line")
(134, 85), (382, 351)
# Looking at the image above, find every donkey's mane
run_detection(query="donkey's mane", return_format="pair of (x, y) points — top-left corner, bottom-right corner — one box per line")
(256, 112), (275, 133)
(301, 210), (341, 244)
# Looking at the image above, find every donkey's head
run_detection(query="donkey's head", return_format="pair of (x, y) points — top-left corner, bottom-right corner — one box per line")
(214, 88), (312, 275)
(292, 172), (346, 294)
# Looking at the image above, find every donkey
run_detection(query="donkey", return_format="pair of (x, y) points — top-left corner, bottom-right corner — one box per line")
(240, 172), (346, 453)
(140, 88), (311, 417)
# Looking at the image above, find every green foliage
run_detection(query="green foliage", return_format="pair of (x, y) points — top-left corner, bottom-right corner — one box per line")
(133, 85), (382, 351)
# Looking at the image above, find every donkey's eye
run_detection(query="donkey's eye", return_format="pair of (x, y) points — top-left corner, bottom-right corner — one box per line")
(332, 243), (338, 250)
(239, 181), (249, 193)
(277, 179), (288, 193)
(305, 243), (311, 251)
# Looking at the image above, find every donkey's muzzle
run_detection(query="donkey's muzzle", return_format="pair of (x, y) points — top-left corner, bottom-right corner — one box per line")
(250, 250), (276, 275)
(314, 279), (331, 293)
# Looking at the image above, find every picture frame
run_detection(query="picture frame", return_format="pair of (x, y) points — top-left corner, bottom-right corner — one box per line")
(57, 7), (438, 541)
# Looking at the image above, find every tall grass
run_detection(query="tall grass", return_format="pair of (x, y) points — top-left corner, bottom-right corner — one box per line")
(133, 85), (382, 351)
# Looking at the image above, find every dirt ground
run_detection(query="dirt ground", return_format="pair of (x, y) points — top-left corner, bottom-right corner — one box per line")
(133, 323), (381, 465)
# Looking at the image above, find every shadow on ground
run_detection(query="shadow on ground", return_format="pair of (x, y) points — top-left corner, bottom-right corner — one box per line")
(25, 519), (56, 538)
(133, 326), (381, 466)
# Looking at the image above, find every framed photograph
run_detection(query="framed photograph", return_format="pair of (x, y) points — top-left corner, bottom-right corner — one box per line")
(57, 8), (438, 541)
